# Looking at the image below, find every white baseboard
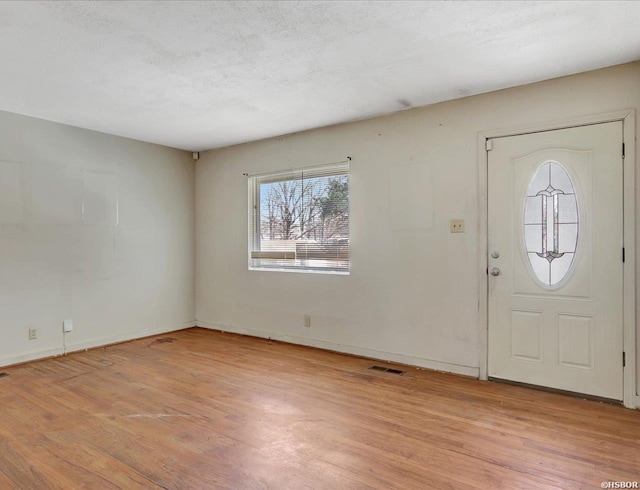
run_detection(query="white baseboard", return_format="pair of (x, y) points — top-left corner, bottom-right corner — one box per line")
(196, 320), (480, 378)
(65, 320), (196, 353)
(0, 346), (65, 369)
(0, 320), (196, 369)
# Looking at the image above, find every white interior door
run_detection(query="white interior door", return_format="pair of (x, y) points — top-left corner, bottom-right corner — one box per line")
(488, 122), (624, 400)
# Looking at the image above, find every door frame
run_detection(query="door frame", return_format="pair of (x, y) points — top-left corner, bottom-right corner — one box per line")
(477, 109), (636, 408)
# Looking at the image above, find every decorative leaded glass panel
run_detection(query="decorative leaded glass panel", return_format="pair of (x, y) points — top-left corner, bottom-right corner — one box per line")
(523, 162), (578, 286)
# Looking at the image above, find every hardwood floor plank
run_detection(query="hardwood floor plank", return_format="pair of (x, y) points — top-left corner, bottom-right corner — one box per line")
(0, 327), (638, 489)
(0, 468), (18, 490)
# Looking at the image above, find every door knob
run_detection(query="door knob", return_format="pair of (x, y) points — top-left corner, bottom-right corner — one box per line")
(490, 267), (501, 276)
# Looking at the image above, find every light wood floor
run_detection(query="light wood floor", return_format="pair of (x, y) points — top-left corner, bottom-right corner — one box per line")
(0, 328), (638, 489)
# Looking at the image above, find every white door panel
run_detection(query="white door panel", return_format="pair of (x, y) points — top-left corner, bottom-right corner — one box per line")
(488, 122), (623, 400)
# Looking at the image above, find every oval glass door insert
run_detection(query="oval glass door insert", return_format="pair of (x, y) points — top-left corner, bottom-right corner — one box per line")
(524, 161), (579, 287)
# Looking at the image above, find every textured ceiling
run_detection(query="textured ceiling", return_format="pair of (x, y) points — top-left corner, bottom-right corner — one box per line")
(0, 1), (639, 151)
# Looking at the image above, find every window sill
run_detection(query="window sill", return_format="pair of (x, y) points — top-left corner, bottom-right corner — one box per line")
(248, 266), (350, 276)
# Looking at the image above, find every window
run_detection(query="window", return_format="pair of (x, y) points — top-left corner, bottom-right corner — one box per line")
(523, 161), (578, 287)
(248, 162), (349, 273)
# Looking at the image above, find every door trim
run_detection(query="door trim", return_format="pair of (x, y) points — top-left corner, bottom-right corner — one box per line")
(477, 109), (636, 408)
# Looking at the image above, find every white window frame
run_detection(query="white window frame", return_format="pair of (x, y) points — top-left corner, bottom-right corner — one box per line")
(247, 162), (350, 275)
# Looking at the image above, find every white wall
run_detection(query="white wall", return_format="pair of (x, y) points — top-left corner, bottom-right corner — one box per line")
(0, 110), (195, 366)
(196, 62), (640, 386)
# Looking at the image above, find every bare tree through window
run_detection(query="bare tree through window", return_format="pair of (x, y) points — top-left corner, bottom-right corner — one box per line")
(250, 164), (349, 272)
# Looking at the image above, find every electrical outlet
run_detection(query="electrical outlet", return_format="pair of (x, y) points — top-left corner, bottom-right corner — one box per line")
(304, 314), (311, 328)
(450, 219), (464, 233)
(63, 319), (73, 333)
(28, 328), (37, 341)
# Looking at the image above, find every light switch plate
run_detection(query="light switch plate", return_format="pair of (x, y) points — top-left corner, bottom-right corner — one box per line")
(450, 219), (464, 233)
